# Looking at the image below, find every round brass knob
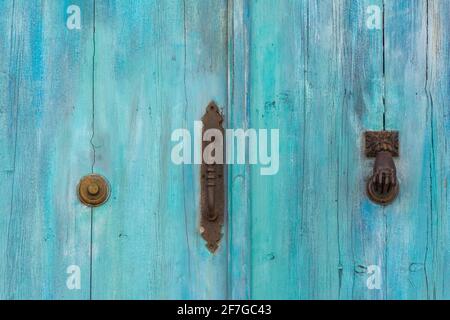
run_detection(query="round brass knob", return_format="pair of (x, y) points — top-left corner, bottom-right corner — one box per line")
(77, 174), (110, 207)
(87, 183), (99, 195)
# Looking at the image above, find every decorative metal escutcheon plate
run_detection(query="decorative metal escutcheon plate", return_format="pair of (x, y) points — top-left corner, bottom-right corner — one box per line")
(365, 131), (399, 205)
(77, 174), (110, 207)
(200, 102), (225, 253)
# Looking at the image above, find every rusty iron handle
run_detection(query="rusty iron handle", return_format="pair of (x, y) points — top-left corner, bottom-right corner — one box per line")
(206, 165), (218, 221)
(200, 102), (225, 253)
(365, 131), (399, 205)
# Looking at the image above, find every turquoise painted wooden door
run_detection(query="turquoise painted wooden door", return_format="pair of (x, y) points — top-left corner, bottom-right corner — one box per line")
(1, 0), (449, 300)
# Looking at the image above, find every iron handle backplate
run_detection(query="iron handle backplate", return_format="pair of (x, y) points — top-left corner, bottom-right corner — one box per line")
(200, 102), (224, 253)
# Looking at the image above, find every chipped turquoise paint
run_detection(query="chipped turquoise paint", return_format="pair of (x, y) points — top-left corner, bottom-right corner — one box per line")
(91, 0), (229, 299)
(0, 0), (449, 300)
(0, 0), (93, 299)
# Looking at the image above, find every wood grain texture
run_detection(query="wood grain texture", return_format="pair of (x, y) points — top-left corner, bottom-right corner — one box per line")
(91, 0), (228, 299)
(0, 0), (93, 299)
(426, 0), (450, 300)
(242, 0), (446, 300)
(247, 0), (306, 299)
(227, 0), (251, 299)
(336, 0), (386, 300)
(244, 0), (385, 299)
(384, 0), (430, 299)
(1, 0), (450, 300)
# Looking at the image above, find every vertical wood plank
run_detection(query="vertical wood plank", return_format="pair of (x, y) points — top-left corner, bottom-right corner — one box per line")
(228, 0), (251, 299)
(245, 0), (387, 299)
(182, 0), (229, 299)
(384, 0), (430, 299)
(296, 0), (345, 299)
(247, 0), (306, 299)
(428, 0), (450, 300)
(0, 0), (93, 299)
(92, 0), (228, 299)
(338, 0), (386, 299)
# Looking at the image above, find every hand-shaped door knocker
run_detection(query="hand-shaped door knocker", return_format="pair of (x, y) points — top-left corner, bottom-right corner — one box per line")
(365, 131), (399, 205)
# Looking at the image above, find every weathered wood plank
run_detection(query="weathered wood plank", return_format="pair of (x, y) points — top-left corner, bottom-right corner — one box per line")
(338, 0), (386, 300)
(227, 0), (251, 299)
(0, 0), (93, 299)
(91, 0), (228, 299)
(246, 0), (387, 299)
(296, 0), (346, 299)
(247, 0), (306, 299)
(384, 0), (430, 299)
(428, 0), (450, 300)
